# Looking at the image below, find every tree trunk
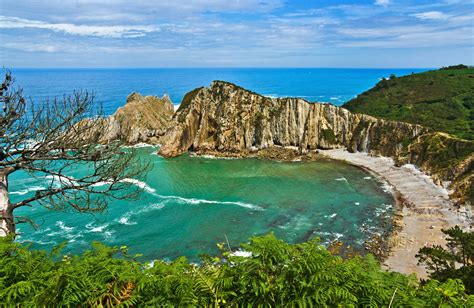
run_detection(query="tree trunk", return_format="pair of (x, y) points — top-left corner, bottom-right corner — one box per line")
(0, 170), (15, 236)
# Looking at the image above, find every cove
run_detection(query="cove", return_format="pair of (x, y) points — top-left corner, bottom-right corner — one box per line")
(11, 146), (394, 261)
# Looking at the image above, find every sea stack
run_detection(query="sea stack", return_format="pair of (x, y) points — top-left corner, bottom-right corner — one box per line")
(100, 92), (175, 144)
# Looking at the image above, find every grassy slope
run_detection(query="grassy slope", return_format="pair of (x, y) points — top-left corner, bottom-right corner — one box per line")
(344, 67), (474, 140)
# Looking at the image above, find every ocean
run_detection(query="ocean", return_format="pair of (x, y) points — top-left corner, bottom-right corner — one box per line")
(8, 68), (427, 261)
(11, 68), (428, 113)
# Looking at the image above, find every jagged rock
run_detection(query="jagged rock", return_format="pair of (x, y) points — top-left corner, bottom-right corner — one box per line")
(159, 81), (427, 157)
(101, 92), (174, 144)
(159, 81), (473, 203)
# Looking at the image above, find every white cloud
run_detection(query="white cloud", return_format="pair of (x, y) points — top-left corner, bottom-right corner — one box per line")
(374, 0), (390, 7)
(0, 15), (159, 38)
(2, 0), (284, 23)
(337, 26), (472, 48)
(338, 25), (433, 38)
(4, 42), (60, 53)
(413, 11), (450, 20)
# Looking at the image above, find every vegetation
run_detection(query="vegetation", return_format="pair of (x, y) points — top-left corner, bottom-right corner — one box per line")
(417, 226), (474, 294)
(1, 233), (472, 306)
(403, 132), (473, 177)
(0, 71), (149, 236)
(0, 70), (473, 306)
(344, 66), (474, 140)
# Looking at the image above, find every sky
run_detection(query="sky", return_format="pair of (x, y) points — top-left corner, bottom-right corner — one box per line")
(0, 0), (473, 68)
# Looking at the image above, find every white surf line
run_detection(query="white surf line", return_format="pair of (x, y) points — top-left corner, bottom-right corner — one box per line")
(116, 178), (262, 211)
(10, 185), (46, 195)
(318, 148), (472, 279)
(156, 194), (263, 211)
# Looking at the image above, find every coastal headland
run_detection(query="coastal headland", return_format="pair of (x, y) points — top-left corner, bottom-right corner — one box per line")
(98, 74), (473, 278)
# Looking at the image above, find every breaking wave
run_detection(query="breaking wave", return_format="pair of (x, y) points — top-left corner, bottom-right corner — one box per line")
(10, 185), (46, 195)
(118, 203), (165, 225)
(156, 194), (263, 211)
(121, 178), (156, 194)
(122, 143), (156, 149)
(380, 181), (394, 194)
(85, 222), (109, 233)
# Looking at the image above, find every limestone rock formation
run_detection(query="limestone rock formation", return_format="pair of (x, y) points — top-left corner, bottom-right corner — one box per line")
(159, 81), (427, 157)
(159, 81), (473, 202)
(101, 92), (174, 144)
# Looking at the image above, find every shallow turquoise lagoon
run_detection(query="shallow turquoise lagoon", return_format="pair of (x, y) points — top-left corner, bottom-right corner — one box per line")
(11, 146), (394, 261)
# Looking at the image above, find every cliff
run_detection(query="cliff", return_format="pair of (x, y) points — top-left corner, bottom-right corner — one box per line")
(159, 81), (429, 157)
(101, 92), (174, 144)
(159, 81), (473, 203)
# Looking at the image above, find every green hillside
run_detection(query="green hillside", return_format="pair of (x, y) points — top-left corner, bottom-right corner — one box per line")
(344, 65), (474, 140)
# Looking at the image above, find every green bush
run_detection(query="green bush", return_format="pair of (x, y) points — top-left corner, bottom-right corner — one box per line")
(417, 226), (474, 294)
(1, 234), (472, 306)
(344, 67), (474, 140)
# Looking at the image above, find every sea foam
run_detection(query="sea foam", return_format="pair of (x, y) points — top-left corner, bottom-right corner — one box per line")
(121, 178), (156, 194)
(56, 221), (74, 232)
(122, 143), (156, 149)
(118, 203), (165, 225)
(10, 185), (46, 195)
(85, 222), (109, 233)
(157, 194), (263, 211)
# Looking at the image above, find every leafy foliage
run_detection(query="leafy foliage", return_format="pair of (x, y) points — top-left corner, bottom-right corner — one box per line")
(417, 226), (474, 294)
(344, 66), (474, 140)
(1, 234), (473, 306)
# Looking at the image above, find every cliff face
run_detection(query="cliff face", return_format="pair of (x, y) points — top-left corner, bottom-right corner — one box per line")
(159, 81), (473, 203)
(159, 81), (426, 157)
(101, 92), (174, 144)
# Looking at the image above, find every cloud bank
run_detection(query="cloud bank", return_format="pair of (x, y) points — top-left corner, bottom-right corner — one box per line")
(0, 0), (472, 67)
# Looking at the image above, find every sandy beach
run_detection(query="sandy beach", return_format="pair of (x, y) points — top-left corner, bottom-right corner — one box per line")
(319, 149), (472, 279)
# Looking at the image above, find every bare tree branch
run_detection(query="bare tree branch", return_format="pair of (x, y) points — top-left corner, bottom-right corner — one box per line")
(0, 69), (150, 236)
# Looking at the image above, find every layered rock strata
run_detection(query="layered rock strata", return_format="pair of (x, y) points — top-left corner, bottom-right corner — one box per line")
(159, 81), (473, 203)
(101, 92), (174, 144)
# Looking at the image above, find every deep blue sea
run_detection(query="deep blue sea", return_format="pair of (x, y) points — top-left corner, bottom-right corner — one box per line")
(11, 68), (429, 114)
(8, 68), (429, 261)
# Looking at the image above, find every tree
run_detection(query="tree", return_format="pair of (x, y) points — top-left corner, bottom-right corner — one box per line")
(444, 226), (474, 267)
(417, 226), (474, 293)
(0, 70), (149, 236)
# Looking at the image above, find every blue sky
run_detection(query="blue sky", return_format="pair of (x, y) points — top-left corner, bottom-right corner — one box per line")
(0, 0), (472, 68)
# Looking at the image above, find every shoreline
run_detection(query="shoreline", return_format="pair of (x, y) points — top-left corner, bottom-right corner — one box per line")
(193, 147), (472, 278)
(318, 149), (472, 279)
(176, 146), (471, 278)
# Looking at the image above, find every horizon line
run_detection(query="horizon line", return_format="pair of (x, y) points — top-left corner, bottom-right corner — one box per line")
(8, 66), (439, 70)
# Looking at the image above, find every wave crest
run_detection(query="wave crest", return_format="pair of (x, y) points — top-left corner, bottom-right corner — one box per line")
(121, 178), (156, 193)
(10, 185), (46, 195)
(157, 194), (263, 211)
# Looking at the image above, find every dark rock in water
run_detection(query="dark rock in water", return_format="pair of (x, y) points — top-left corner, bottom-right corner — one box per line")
(267, 215), (292, 228)
(300, 229), (317, 242)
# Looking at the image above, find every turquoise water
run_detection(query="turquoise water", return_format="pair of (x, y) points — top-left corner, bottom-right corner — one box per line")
(12, 146), (394, 261)
(7, 68), (406, 260)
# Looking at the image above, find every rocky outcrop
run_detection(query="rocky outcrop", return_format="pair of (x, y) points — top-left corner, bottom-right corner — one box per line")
(101, 92), (174, 144)
(159, 81), (426, 157)
(159, 81), (473, 203)
(403, 133), (474, 203)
